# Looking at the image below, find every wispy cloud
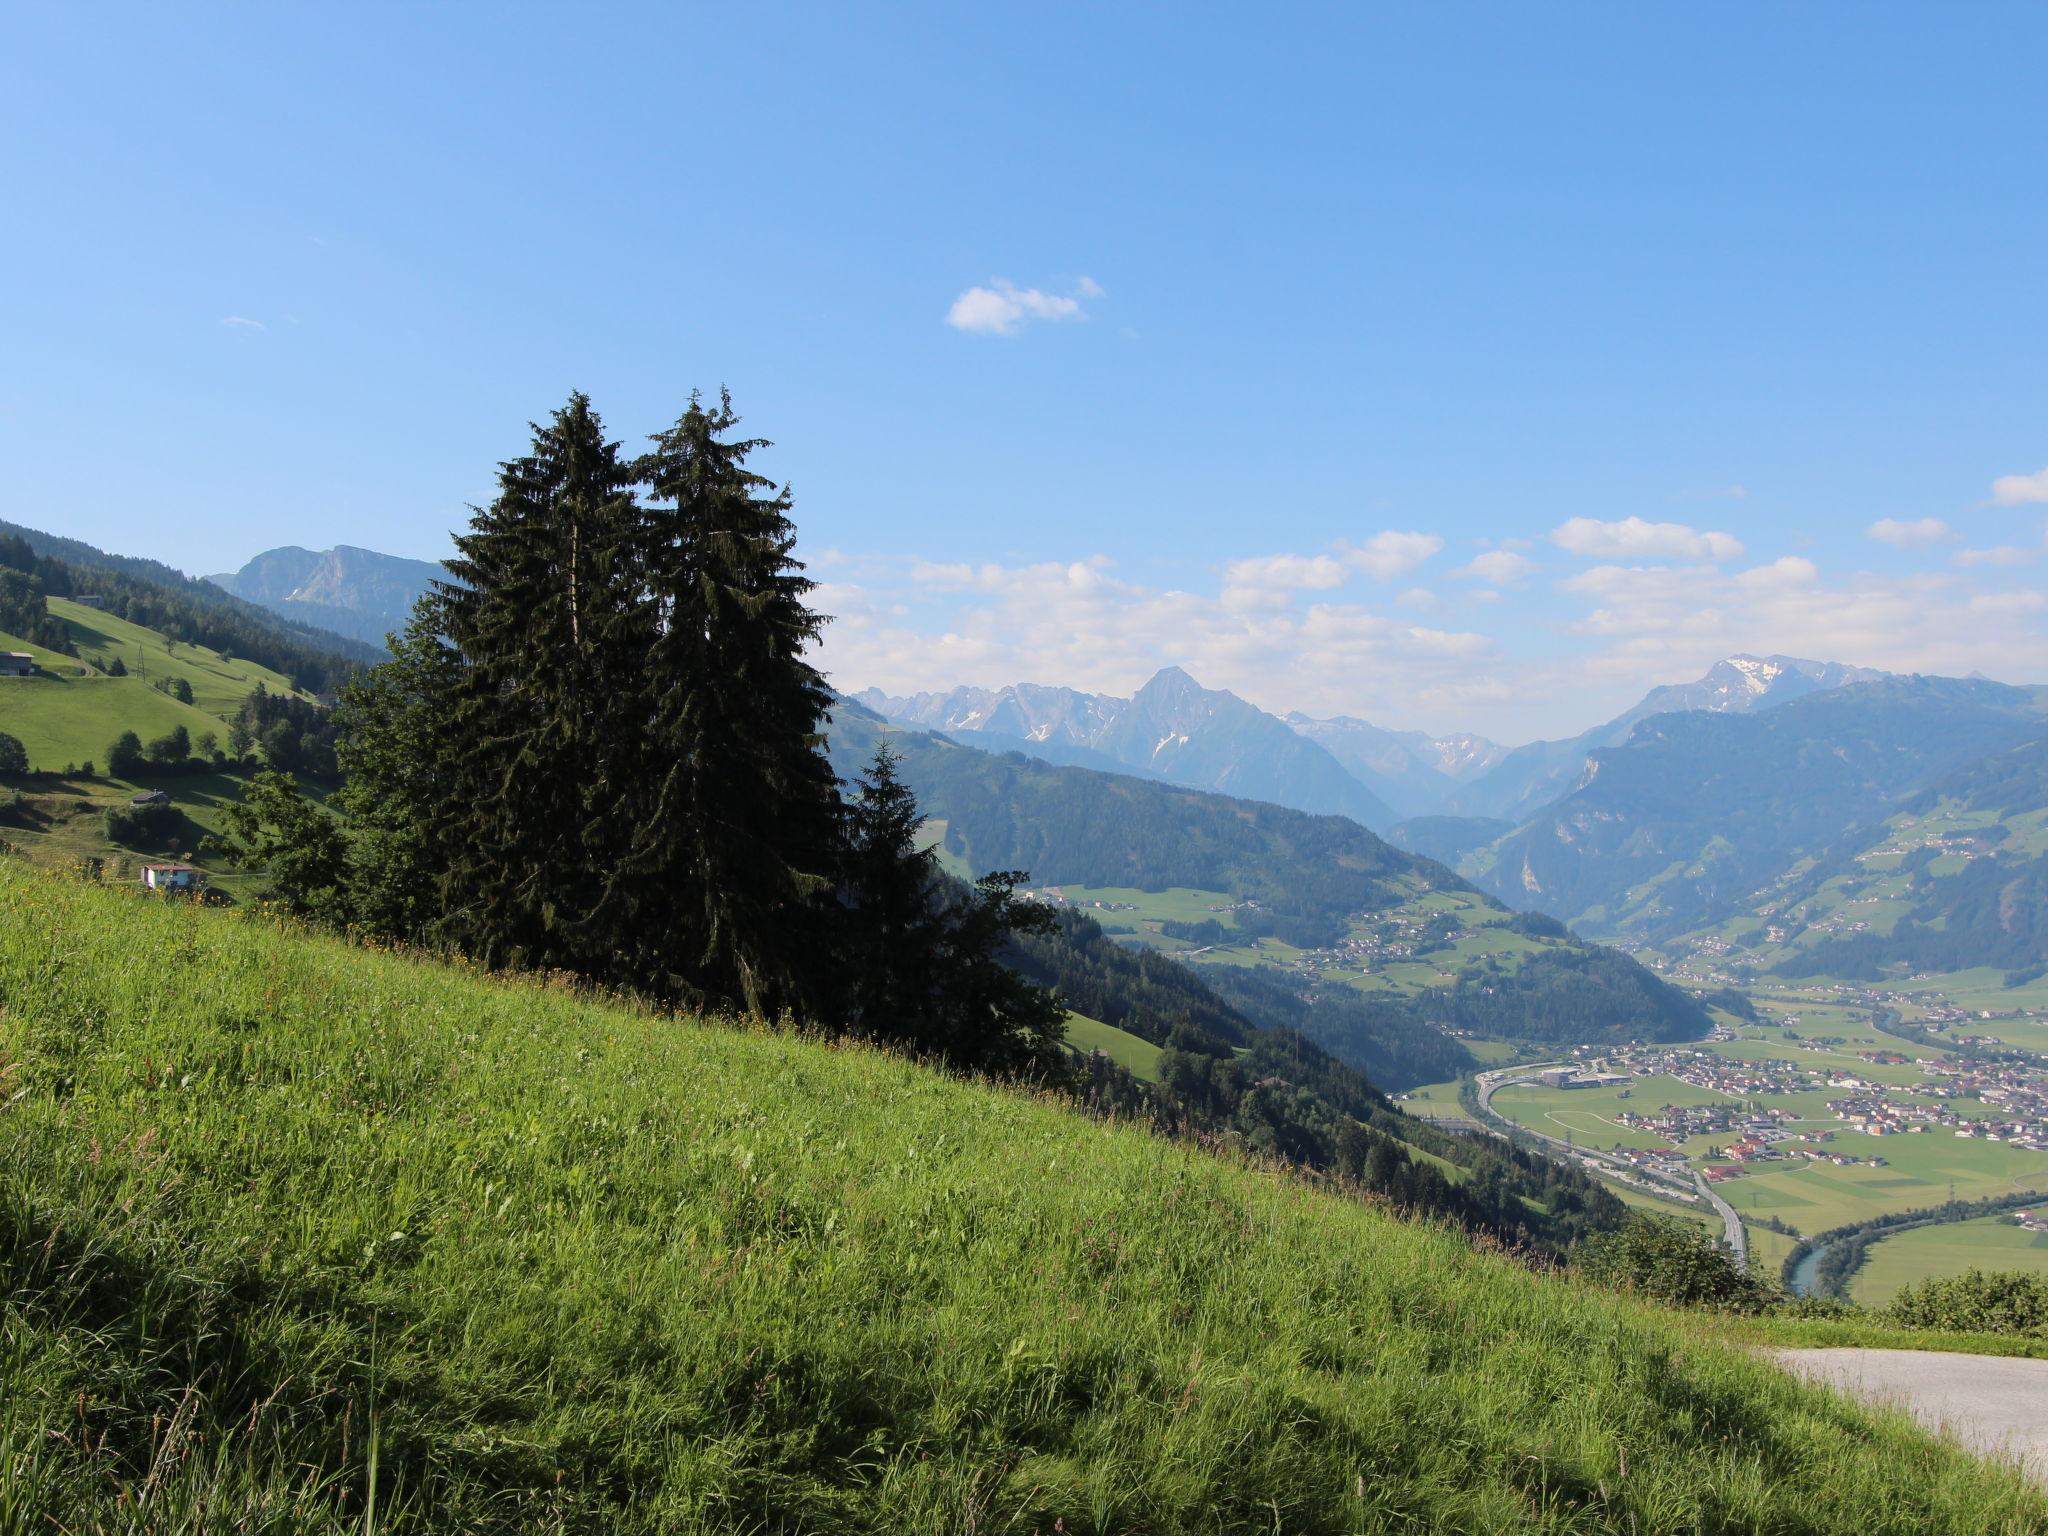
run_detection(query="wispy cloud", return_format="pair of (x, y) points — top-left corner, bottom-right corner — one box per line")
(1866, 516), (1954, 548)
(1340, 530), (1442, 581)
(1552, 515), (1743, 561)
(1954, 545), (2036, 568)
(945, 277), (1101, 336)
(1991, 466), (2048, 506)
(220, 315), (264, 329)
(1454, 549), (1534, 585)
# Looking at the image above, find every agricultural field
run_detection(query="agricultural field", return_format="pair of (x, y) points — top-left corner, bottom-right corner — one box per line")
(1714, 1137), (2048, 1237)
(4, 857), (2040, 1531)
(1851, 1215), (2048, 1307)
(1491, 1077), (1734, 1153)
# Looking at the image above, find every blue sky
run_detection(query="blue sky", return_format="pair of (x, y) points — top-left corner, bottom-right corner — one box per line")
(4, 3), (2044, 741)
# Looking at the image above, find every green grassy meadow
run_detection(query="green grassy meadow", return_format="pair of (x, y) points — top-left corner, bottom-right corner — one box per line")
(4, 859), (2043, 1532)
(1062, 1010), (1164, 1080)
(1850, 1215), (2048, 1307)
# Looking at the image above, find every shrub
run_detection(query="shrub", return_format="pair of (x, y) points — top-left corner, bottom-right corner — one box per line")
(1886, 1269), (2048, 1337)
(1580, 1214), (1777, 1314)
(103, 801), (180, 847)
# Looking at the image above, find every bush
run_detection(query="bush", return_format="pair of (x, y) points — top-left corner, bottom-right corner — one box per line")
(1886, 1269), (2048, 1337)
(1580, 1214), (1777, 1314)
(103, 801), (180, 847)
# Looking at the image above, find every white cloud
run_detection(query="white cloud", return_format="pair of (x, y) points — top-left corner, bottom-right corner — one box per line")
(1339, 530), (1442, 581)
(1866, 517), (1954, 548)
(1394, 587), (1439, 611)
(1222, 553), (1348, 592)
(1454, 550), (1534, 585)
(1735, 556), (1819, 590)
(1221, 553), (1348, 612)
(1551, 515), (1744, 561)
(1954, 545), (2036, 568)
(220, 315), (263, 329)
(945, 277), (1099, 336)
(1991, 466), (2048, 506)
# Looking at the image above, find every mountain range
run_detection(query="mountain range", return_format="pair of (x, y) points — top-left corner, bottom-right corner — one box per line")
(207, 545), (443, 648)
(862, 652), (1898, 831)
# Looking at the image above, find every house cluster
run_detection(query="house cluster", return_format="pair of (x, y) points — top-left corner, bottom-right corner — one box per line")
(2012, 1209), (2048, 1234)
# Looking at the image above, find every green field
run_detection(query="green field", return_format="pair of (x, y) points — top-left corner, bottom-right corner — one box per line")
(1491, 1077), (1736, 1152)
(1852, 1215), (2048, 1307)
(1715, 1132), (2048, 1236)
(47, 596), (304, 714)
(1063, 1010), (1164, 1080)
(4, 858), (2040, 1531)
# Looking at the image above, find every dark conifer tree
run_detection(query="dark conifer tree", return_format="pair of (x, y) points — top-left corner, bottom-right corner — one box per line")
(839, 747), (949, 1041)
(613, 391), (843, 1015)
(331, 604), (464, 942)
(841, 747), (1067, 1072)
(432, 393), (641, 977)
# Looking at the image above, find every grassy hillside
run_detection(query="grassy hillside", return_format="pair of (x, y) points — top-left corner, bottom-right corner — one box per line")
(49, 596), (304, 713)
(3, 859), (2042, 1532)
(0, 599), (307, 772)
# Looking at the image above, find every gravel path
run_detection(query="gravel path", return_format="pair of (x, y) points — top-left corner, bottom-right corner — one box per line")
(1775, 1347), (2048, 1482)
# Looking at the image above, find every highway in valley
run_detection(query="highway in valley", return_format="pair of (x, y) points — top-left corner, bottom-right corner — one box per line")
(1471, 1067), (1750, 1271)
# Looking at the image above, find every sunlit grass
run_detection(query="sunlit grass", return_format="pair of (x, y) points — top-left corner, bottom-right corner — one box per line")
(3, 859), (2043, 1532)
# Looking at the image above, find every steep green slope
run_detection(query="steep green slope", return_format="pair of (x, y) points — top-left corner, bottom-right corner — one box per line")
(3, 861), (2039, 1532)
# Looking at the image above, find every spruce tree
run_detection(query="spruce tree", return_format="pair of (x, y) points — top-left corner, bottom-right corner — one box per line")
(839, 747), (949, 1043)
(842, 747), (1068, 1071)
(612, 391), (842, 1016)
(433, 393), (642, 977)
(331, 602), (463, 943)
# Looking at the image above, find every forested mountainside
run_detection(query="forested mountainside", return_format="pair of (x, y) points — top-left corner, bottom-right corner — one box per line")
(826, 699), (1716, 1065)
(1470, 677), (2048, 940)
(1700, 735), (2048, 986)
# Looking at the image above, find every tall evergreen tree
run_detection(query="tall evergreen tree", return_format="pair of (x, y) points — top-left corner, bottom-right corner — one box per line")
(432, 393), (642, 977)
(609, 391), (843, 1015)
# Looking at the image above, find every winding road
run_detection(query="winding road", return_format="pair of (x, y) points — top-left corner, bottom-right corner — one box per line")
(1471, 1068), (1748, 1271)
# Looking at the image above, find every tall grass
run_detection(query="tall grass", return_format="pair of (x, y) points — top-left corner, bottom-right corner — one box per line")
(1, 861), (2043, 1532)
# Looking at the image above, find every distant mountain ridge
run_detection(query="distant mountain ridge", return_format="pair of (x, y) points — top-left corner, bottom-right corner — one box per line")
(208, 544), (444, 649)
(1469, 675), (2048, 939)
(1444, 654), (1892, 821)
(863, 667), (1403, 829)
